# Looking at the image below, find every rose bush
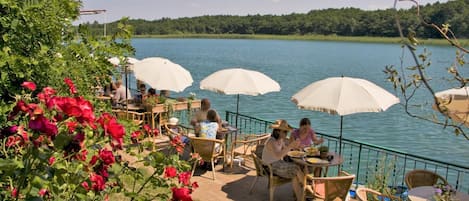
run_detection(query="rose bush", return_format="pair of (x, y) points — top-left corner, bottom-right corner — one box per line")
(0, 79), (196, 200)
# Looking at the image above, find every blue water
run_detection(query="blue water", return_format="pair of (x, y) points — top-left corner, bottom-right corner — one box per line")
(128, 38), (467, 166)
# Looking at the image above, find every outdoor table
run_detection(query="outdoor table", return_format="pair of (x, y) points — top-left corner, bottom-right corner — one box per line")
(217, 125), (238, 171)
(291, 152), (344, 201)
(408, 186), (469, 201)
(290, 152), (343, 176)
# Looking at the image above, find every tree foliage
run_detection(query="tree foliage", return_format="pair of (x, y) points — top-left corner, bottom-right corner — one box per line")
(83, 0), (469, 38)
(0, 0), (134, 127)
(385, 0), (468, 140)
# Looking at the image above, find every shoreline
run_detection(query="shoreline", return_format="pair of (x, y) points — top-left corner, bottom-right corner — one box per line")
(132, 34), (469, 46)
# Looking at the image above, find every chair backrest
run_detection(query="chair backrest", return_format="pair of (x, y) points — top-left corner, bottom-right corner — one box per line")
(112, 110), (145, 125)
(251, 144), (269, 177)
(190, 137), (224, 161)
(405, 169), (448, 189)
(309, 171), (355, 201)
(356, 187), (402, 201)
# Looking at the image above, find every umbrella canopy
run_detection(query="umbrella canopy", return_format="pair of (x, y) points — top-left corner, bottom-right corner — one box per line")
(200, 68), (280, 96)
(200, 68), (281, 137)
(434, 87), (469, 127)
(108, 57), (139, 68)
(291, 76), (400, 155)
(133, 57), (193, 92)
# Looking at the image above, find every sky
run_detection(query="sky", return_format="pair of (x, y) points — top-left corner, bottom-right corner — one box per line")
(76, 0), (448, 24)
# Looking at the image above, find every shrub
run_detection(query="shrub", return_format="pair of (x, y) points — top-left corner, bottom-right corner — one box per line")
(0, 79), (196, 200)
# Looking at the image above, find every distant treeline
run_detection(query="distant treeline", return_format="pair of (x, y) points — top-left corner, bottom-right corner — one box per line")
(82, 0), (469, 38)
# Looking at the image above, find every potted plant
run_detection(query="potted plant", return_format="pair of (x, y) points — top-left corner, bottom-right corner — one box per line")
(318, 145), (329, 159)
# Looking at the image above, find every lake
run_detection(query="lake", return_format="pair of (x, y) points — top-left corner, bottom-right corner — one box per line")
(129, 38), (467, 166)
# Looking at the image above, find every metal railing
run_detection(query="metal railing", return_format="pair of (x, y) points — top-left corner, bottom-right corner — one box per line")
(224, 111), (469, 193)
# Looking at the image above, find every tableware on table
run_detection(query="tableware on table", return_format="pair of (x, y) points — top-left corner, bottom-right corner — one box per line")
(287, 150), (306, 158)
(304, 147), (320, 156)
(306, 158), (329, 164)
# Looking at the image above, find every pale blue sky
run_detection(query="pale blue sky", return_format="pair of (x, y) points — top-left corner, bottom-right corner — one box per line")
(77, 0), (447, 24)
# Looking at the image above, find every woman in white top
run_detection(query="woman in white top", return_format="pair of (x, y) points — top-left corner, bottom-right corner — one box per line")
(262, 119), (301, 179)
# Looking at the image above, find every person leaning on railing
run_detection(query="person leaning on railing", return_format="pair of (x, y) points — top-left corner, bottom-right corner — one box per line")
(262, 119), (301, 179)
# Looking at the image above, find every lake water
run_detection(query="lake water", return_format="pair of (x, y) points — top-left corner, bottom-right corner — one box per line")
(129, 38), (467, 167)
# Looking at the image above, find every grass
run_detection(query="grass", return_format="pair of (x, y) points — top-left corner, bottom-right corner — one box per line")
(133, 34), (469, 46)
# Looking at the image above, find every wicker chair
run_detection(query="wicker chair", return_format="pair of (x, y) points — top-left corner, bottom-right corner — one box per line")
(405, 169), (448, 189)
(249, 144), (292, 201)
(300, 171), (355, 201)
(230, 133), (270, 168)
(112, 110), (146, 126)
(189, 137), (225, 180)
(356, 187), (402, 201)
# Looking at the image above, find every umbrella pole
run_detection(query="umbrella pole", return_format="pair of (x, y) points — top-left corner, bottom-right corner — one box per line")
(125, 65), (129, 114)
(234, 94), (240, 142)
(339, 116), (343, 156)
(338, 116), (343, 174)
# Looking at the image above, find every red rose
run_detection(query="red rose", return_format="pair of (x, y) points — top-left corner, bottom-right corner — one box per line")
(178, 171), (191, 186)
(99, 148), (115, 165)
(164, 166), (178, 178)
(107, 120), (125, 142)
(89, 155), (99, 166)
(38, 188), (48, 197)
(90, 173), (105, 192)
(64, 78), (77, 94)
(49, 157), (56, 166)
(171, 187), (192, 201)
(191, 182), (199, 190)
(81, 181), (90, 191)
(66, 121), (78, 133)
(21, 81), (36, 91)
(11, 187), (18, 198)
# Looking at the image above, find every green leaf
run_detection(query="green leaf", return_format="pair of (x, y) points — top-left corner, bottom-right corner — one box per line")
(53, 133), (72, 150)
(0, 159), (23, 170)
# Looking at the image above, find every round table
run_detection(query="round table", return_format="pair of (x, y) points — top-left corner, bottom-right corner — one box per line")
(408, 186), (469, 201)
(290, 152), (343, 176)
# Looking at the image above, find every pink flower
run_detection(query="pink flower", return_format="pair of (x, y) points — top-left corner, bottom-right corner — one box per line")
(164, 166), (178, 178)
(21, 81), (36, 91)
(38, 188), (48, 197)
(49, 157), (56, 166)
(89, 155), (99, 166)
(28, 115), (58, 137)
(11, 187), (18, 198)
(81, 181), (90, 191)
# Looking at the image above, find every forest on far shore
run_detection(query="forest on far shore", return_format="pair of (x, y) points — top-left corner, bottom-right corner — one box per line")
(82, 0), (469, 39)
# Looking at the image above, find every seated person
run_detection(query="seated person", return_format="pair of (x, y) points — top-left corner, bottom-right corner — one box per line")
(191, 98), (221, 135)
(166, 117), (190, 144)
(112, 80), (132, 106)
(289, 118), (324, 148)
(135, 83), (146, 104)
(262, 119), (301, 179)
(166, 117), (192, 160)
(160, 89), (170, 98)
(199, 109), (219, 139)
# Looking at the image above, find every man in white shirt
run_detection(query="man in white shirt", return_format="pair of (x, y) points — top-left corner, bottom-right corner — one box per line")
(113, 80), (132, 105)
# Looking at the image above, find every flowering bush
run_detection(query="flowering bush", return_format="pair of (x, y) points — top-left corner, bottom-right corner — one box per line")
(434, 183), (457, 201)
(0, 79), (196, 200)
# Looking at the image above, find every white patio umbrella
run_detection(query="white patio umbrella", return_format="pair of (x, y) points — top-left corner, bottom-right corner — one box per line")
(291, 76), (400, 155)
(200, 68), (281, 139)
(434, 87), (469, 127)
(108, 56), (139, 68)
(133, 57), (193, 92)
